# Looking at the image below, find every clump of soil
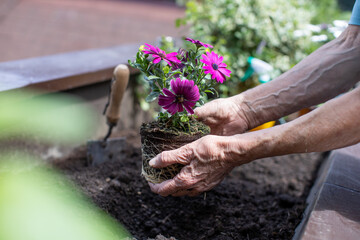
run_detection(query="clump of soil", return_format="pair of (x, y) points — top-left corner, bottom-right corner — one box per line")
(140, 120), (210, 183)
(54, 130), (324, 240)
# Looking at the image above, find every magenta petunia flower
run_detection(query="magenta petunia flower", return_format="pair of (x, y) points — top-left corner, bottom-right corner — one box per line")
(200, 51), (231, 83)
(143, 43), (181, 66)
(185, 37), (213, 49)
(158, 78), (200, 115)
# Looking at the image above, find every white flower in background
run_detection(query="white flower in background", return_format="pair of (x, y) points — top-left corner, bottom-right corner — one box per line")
(293, 24), (322, 38)
(311, 35), (328, 42)
(329, 20), (348, 38)
(306, 24), (322, 33)
(333, 20), (348, 28)
(294, 19), (348, 42)
(293, 29), (311, 38)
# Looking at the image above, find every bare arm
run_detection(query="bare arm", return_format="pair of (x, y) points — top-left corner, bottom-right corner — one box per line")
(233, 86), (360, 162)
(233, 25), (360, 129)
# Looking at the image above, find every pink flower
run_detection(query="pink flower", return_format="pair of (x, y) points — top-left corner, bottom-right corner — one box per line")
(185, 37), (213, 49)
(143, 43), (181, 66)
(200, 51), (231, 83)
(158, 78), (200, 115)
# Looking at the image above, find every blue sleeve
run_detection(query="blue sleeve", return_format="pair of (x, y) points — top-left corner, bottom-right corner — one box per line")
(349, 0), (360, 25)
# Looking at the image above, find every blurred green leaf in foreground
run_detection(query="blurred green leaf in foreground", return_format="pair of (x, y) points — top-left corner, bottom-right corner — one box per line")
(0, 91), (95, 143)
(0, 91), (130, 240)
(0, 156), (130, 240)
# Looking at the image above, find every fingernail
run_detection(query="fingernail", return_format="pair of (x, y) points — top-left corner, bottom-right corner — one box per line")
(149, 158), (156, 167)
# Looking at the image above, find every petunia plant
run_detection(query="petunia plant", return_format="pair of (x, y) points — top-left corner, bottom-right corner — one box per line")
(129, 38), (231, 130)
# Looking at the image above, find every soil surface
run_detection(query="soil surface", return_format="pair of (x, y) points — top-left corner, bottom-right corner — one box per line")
(54, 130), (325, 240)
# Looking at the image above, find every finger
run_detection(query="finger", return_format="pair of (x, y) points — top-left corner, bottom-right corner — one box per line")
(149, 179), (181, 197)
(194, 105), (208, 121)
(148, 180), (175, 196)
(149, 172), (194, 196)
(149, 146), (193, 168)
(148, 182), (156, 192)
(195, 107), (218, 128)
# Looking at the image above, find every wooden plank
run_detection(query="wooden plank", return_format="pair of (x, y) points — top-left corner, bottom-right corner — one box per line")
(302, 184), (360, 240)
(0, 0), (185, 62)
(325, 149), (360, 193)
(0, 43), (140, 93)
(294, 143), (360, 240)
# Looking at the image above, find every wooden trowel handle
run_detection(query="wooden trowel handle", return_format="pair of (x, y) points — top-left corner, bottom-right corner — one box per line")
(106, 64), (129, 126)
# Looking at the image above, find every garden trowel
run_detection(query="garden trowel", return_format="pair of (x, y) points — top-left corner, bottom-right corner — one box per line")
(87, 64), (129, 166)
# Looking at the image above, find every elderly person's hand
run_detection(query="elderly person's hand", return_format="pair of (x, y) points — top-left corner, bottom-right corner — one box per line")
(148, 134), (252, 197)
(194, 97), (250, 136)
(147, 97), (253, 197)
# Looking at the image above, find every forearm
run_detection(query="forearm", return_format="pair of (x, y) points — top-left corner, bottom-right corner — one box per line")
(277, 87), (360, 153)
(232, 25), (360, 129)
(228, 87), (360, 165)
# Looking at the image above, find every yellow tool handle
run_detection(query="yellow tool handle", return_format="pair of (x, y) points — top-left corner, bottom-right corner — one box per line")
(106, 64), (129, 125)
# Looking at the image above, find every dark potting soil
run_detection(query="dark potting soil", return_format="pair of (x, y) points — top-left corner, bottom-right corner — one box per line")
(140, 120), (210, 184)
(54, 130), (325, 240)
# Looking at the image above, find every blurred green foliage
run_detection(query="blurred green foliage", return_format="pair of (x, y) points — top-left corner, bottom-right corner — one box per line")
(0, 91), (130, 240)
(0, 91), (95, 143)
(310, 0), (351, 24)
(0, 156), (130, 240)
(176, 0), (351, 96)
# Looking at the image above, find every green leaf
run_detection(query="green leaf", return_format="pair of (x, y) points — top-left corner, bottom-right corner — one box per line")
(0, 156), (130, 240)
(180, 115), (189, 123)
(205, 88), (219, 97)
(148, 81), (159, 92)
(156, 78), (164, 89)
(169, 71), (182, 77)
(0, 91), (95, 143)
(157, 112), (170, 122)
(175, 18), (186, 28)
(163, 66), (170, 75)
(136, 51), (141, 60)
(145, 74), (161, 82)
(134, 63), (143, 69)
(145, 91), (160, 103)
(147, 75), (160, 80)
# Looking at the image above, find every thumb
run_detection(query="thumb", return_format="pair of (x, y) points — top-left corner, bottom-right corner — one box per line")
(149, 146), (193, 168)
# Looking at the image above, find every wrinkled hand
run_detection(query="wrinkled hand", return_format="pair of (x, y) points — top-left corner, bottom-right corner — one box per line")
(195, 97), (249, 136)
(148, 135), (245, 197)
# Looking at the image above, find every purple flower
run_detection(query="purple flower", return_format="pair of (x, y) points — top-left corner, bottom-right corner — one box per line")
(171, 48), (186, 71)
(158, 78), (200, 115)
(200, 51), (231, 83)
(143, 43), (181, 66)
(185, 37), (213, 49)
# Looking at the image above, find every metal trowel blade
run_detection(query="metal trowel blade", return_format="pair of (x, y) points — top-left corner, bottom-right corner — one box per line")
(86, 137), (127, 166)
